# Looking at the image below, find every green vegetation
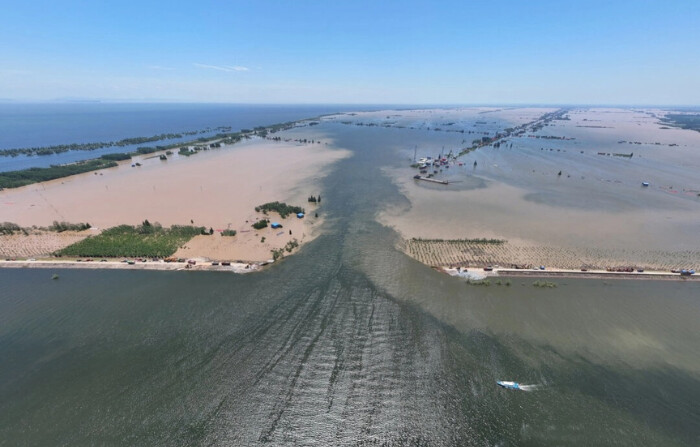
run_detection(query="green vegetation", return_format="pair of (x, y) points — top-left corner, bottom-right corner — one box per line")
(1, 221), (91, 234)
(284, 238), (299, 253)
(0, 222), (22, 235)
(660, 114), (700, 132)
(307, 195), (321, 203)
(466, 278), (491, 286)
(49, 221), (91, 232)
(252, 219), (269, 230)
(0, 159), (118, 189)
(270, 239), (300, 261)
(255, 201), (305, 218)
(0, 116), (323, 189)
(136, 146), (159, 155)
(0, 126), (234, 158)
(221, 229), (237, 236)
(100, 152), (132, 161)
(465, 277), (513, 287)
(532, 280), (558, 288)
(57, 223), (204, 258)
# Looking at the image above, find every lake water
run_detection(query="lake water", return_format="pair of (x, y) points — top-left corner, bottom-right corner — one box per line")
(1, 108), (699, 445)
(0, 103), (386, 172)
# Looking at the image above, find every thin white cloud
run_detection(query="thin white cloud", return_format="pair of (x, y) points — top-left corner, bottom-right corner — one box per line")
(194, 63), (250, 72)
(148, 65), (175, 71)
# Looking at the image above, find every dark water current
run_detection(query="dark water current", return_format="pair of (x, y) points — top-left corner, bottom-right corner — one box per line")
(1, 122), (699, 446)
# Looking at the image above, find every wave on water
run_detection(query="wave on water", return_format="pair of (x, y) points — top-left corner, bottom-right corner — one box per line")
(518, 384), (543, 392)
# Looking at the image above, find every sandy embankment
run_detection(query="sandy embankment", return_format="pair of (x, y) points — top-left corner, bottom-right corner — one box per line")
(0, 137), (350, 263)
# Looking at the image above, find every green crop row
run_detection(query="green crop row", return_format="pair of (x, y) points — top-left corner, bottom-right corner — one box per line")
(57, 224), (204, 258)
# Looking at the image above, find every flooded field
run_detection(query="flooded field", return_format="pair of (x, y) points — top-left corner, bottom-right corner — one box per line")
(1, 107), (699, 445)
(364, 107), (700, 264)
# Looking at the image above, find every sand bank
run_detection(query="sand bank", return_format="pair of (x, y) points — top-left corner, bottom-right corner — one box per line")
(0, 137), (350, 263)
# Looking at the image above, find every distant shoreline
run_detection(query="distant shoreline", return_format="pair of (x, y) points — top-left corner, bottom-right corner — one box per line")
(0, 118), (306, 189)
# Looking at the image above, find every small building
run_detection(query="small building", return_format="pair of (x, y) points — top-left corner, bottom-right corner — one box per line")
(297, 213), (305, 218)
(271, 222), (282, 229)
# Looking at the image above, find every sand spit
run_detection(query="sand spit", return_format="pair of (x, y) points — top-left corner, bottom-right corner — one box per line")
(0, 136), (349, 266)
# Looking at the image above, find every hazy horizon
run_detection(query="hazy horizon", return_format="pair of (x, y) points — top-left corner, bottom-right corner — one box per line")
(2, 1), (699, 105)
(1, 99), (699, 109)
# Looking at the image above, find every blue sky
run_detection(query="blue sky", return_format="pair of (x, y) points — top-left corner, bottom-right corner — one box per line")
(1, 0), (698, 104)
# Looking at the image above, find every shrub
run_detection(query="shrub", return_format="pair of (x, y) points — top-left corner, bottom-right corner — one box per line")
(252, 219), (268, 230)
(255, 201), (304, 218)
(49, 221), (91, 232)
(0, 222), (22, 235)
(100, 152), (131, 161)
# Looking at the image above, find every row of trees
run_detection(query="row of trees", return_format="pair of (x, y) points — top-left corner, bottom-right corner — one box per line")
(0, 125), (234, 157)
(0, 159), (118, 189)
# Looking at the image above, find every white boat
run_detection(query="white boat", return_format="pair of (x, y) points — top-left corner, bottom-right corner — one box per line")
(497, 381), (520, 390)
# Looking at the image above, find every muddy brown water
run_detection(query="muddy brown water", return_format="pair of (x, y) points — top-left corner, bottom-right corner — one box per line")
(1, 112), (699, 445)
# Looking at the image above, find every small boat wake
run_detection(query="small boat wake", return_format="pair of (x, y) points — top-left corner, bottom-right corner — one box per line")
(517, 384), (542, 392)
(497, 381), (543, 392)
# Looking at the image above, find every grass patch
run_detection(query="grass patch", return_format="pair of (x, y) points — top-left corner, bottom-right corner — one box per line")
(57, 223), (204, 258)
(221, 229), (237, 236)
(466, 278), (491, 286)
(532, 280), (558, 288)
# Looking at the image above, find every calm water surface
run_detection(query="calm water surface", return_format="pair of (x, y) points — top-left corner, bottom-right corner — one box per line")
(0, 103), (387, 171)
(1, 119), (699, 446)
